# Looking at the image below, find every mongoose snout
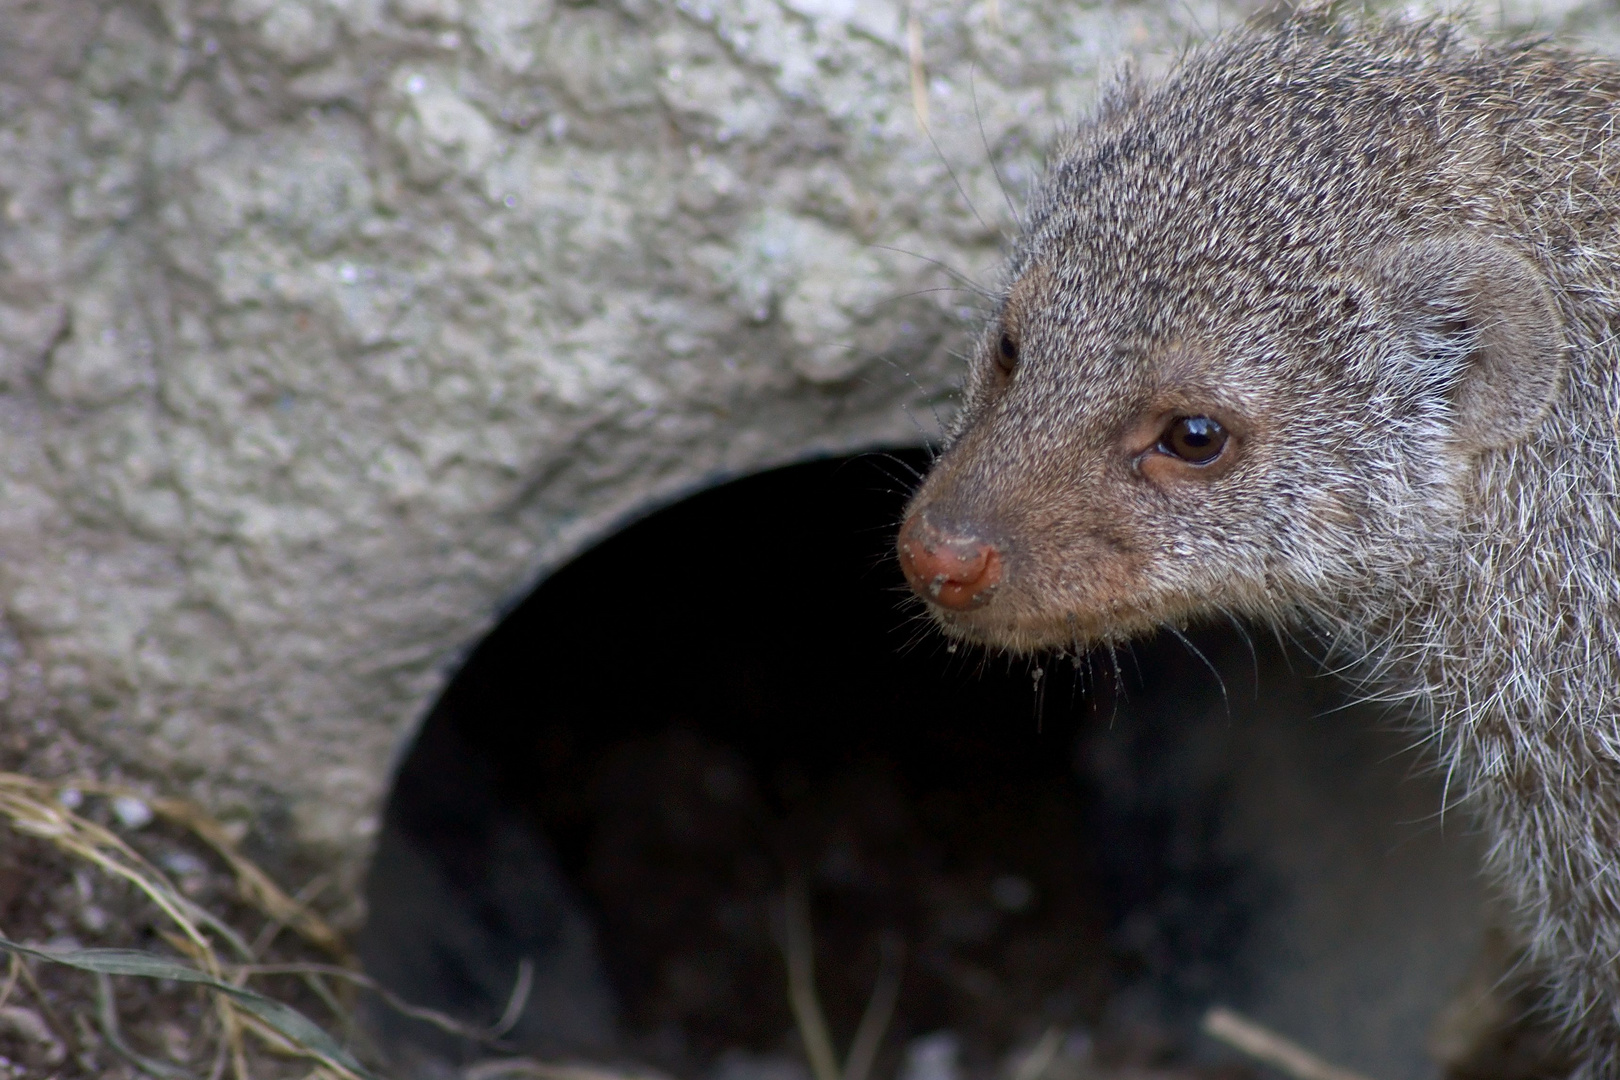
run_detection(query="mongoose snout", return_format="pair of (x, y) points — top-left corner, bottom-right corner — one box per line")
(900, 400), (1250, 643)
(896, 10), (1620, 1070)
(895, 513), (1003, 610)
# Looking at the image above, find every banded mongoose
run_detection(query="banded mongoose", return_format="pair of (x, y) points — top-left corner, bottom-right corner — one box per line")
(896, 12), (1620, 1074)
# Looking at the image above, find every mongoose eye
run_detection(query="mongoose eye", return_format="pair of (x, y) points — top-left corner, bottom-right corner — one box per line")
(1159, 416), (1228, 464)
(995, 331), (1020, 375)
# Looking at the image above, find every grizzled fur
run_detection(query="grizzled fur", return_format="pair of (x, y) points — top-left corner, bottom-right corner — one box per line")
(902, 11), (1620, 1075)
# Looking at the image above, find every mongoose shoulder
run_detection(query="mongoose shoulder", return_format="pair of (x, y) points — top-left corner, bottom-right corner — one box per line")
(897, 11), (1620, 1074)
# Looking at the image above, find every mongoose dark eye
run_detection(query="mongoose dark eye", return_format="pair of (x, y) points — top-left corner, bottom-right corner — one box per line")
(995, 331), (1020, 375)
(1159, 416), (1228, 464)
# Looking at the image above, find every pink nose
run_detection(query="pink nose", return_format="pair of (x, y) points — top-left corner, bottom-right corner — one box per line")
(896, 514), (1003, 610)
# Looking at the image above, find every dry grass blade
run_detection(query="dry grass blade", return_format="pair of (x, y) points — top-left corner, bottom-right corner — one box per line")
(51, 776), (347, 960)
(784, 880), (843, 1080)
(1202, 1006), (1380, 1080)
(94, 970), (195, 1079)
(0, 951), (21, 1012)
(0, 772), (381, 1080)
(489, 958), (534, 1039)
(906, 1), (928, 132)
(841, 935), (904, 1080)
(0, 773), (255, 1078)
(0, 775), (238, 965)
(232, 960), (531, 1046)
(6, 943), (70, 1054)
(0, 938), (379, 1080)
(145, 793), (348, 960)
(781, 880), (905, 1080)
(1009, 1027), (1063, 1080)
(0, 771), (522, 1077)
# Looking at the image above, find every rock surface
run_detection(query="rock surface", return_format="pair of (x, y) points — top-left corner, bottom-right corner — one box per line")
(0, 0), (1615, 906)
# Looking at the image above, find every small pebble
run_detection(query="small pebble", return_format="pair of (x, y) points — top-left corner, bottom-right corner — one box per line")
(711, 1050), (811, 1080)
(160, 851), (207, 877)
(111, 795), (153, 830)
(76, 905), (108, 933)
(900, 1032), (961, 1080)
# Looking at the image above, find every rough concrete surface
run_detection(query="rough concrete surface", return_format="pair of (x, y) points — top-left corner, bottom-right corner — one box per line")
(0, 0), (1616, 909)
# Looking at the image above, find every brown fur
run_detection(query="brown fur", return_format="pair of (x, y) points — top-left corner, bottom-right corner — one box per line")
(901, 11), (1620, 1074)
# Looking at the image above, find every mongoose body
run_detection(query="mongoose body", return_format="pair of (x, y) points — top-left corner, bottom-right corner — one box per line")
(896, 13), (1620, 1074)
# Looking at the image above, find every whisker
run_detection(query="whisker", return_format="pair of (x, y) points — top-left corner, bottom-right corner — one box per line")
(969, 64), (1023, 232)
(918, 107), (994, 239)
(868, 244), (993, 299)
(1165, 627), (1231, 721)
(1222, 613), (1260, 698)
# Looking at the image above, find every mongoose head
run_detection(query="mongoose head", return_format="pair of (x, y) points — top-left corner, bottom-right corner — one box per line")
(897, 19), (1567, 654)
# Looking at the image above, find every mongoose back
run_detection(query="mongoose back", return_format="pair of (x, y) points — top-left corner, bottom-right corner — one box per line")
(896, 12), (1620, 1074)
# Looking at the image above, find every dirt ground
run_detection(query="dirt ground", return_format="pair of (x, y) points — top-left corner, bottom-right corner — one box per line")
(0, 743), (1247, 1080)
(535, 721), (1265, 1080)
(0, 805), (352, 1077)
(0, 691), (361, 1080)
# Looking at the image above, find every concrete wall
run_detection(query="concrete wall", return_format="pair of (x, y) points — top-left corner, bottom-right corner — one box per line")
(0, 0), (1614, 910)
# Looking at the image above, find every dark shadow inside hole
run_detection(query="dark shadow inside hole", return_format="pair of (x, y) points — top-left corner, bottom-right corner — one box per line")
(359, 449), (1493, 1080)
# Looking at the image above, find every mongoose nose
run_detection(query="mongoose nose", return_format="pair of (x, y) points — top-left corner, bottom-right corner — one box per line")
(897, 513), (1003, 610)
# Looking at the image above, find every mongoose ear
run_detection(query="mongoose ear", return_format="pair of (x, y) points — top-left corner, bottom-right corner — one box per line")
(1367, 235), (1565, 452)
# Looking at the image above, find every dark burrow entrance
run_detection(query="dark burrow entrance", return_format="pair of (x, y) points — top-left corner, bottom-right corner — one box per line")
(359, 451), (1500, 1080)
